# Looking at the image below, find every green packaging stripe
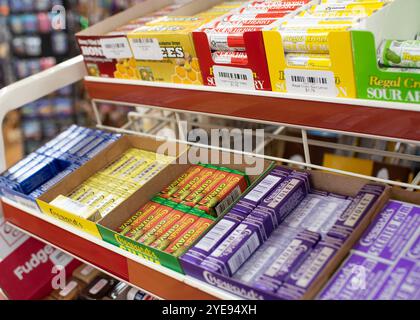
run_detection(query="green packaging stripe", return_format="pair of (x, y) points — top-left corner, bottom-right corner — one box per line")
(189, 207), (206, 218)
(199, 212), (217, 221)
(151, 197), (167, 205)
(163, 199), (181, 209)
(175, 203), (193, 214)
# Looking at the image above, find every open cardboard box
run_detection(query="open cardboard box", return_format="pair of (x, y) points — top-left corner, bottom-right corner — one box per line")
(76, 0), (223, 82)
(351, 0), (420, 103)
(37, 138), (273, 273)
(98, 146), (274, 273)
(36, 135), (189, 239)
(180, 167), (392, 300)
(263, 0), (356, 98)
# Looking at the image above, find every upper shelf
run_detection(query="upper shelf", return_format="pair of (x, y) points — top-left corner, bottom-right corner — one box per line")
(85, 77), (420, 142)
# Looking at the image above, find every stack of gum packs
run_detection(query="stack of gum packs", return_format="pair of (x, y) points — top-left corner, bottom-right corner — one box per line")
(115, 163), (250, 257)
(0, 125), (120, 200)
(275, 0), (393, 70)
(51, 148), (175, 222)
(319, 200), (420, 300)
(112, 1), (245, 84)
(182, 166), (386, 299)
(199, 1), (311, 66)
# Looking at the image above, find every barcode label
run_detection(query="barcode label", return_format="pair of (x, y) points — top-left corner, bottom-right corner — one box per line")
(227, 232), (260, 274)
(218, 72), (248, 81)
(244, 175), (281, 203)
(49, 249), (73, 267)
(132, 38), (155, 44)
(215, 186), (242, 216)
(214, 66), (255, 90)
(100, 37), (132, 59)
(195, 219), (236, 252)
(285, 69), (337, 96)
(129, 37), (163, 61)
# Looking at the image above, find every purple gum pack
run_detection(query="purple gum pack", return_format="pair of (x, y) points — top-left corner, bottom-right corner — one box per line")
(181, 215), (243, 267)
(277, 237), (344, 300)
(201, 222), (265, 277)
(233, 226), (299, 285)
(239, 167), (292, 207)
(327, 184), (385, 241)
(318, 252), (392, 300)
(301, 195), (351, 236)
(372, 258), (420, 300)
(353, 200), (420, 263)
(254, 171), (311, 229)
(253, 230), (321, 293)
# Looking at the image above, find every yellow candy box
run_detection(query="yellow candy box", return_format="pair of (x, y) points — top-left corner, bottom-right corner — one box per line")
(121, 22), (204, 85)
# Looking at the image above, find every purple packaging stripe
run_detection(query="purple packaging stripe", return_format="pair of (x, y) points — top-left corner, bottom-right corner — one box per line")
(310, 190), (329, 197)
(318, 252), (392, 300)
(260, 174), (309, 225)
(225, 211), (247, 222)
(282, 194), (323, 230)
(301, 198), (344, 235)
(186, 216), (241, 261)
(205, 223), (264, 277)
(354, 200), (420, 263)
(241, 169), (290, 207)
(249, 208), (278, 237)
(254, 230), (320, 293)
(373, 258), (420, 300)
(181, 259), (280, 300)
(404, 232), (420, 262)
(181, 250), (208, 267)
(231, 201), (256, 216)
(201, 258), (226, 276)
(327, 185), (384, 240)
(281, 238), (343, 298)
(327, 192), (350, 200)
(233, 241), (284, 285)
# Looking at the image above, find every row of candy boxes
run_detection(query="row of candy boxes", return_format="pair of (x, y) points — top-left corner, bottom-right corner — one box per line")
(1, 124), (418, 298)
(180, 166), (420, 300)
(77, 0), (420, 103)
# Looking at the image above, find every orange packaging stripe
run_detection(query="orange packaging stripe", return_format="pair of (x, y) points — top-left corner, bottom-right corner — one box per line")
(197, 173), (245, 208)
(160, 165), (203, 199)
(137, 210), (185, 245)
(128, 205), (173, 241)
(150, 214), (199, 251)
(164, 218), (214, 257)
(119, 201), (161, 235)
(183, 170), (229, 206)
(170, 168), (217, 202)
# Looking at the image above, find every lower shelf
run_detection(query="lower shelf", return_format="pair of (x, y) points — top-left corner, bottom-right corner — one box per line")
(1, 197), (239, 300)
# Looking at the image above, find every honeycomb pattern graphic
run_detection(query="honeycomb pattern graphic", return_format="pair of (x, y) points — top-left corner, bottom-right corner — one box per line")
(114, 58), (140, 80)
(171, 57), (202, 85)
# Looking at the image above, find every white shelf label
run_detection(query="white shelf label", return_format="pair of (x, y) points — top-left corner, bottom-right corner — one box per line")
(285, 69), (337, 96)
(100, 37), (132, 59)
(129, 38), (163, 61)
(214, 66), (255, 90)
